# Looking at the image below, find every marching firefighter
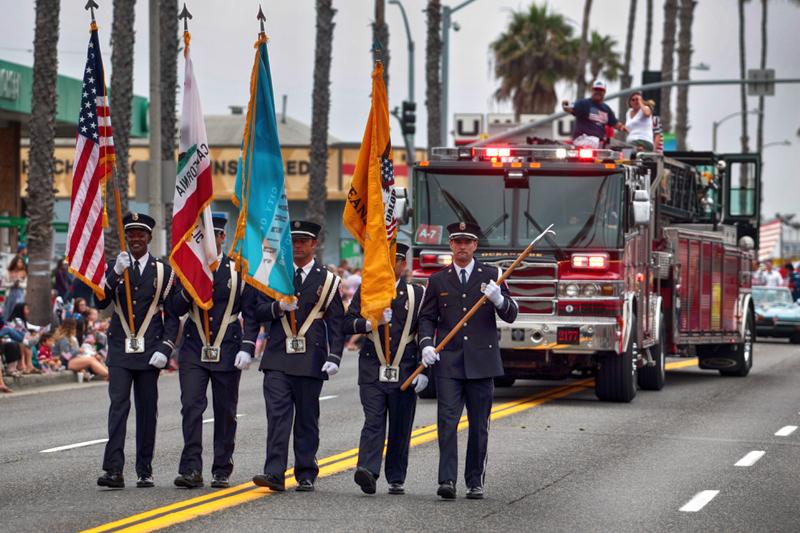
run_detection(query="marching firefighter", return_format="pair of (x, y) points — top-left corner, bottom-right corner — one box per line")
(250, 220), (345, 493)
(169, 215), (260, 489)
(417, 221), (518, 500)
(345, 243), (428, 495)
(96, 213), (178, 489)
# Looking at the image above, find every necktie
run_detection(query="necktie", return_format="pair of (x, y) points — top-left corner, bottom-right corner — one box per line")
(294, 267), (304, 292)
(133, 261), (141, 285)
(460, 269), (467, 286)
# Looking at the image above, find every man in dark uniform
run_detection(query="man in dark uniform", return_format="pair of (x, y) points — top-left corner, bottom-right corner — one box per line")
(418, 221), (518, 500)
(250, 220), (344, 493)
(169, 215), (260, 489)
(345, 243), (428, 496)
(96, 213), (178, 489)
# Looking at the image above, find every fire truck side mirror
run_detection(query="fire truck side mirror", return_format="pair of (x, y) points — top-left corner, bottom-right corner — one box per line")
(632, 189), (650, 226)
(394, 187), (411, 225)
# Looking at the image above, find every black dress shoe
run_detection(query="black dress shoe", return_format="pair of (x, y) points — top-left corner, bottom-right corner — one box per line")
(354, 467), (377, 495)
(210, 474), (230, 489)
(388, 482), (405, 495)
(174, 471), (204, 489)
(252, 473), (285, 492)
(97, 471), (125, 489)
(295, 479), (315, 492)
(466, 486), (484, 500)
(136, 475), (155, 488)
(437, 480), (456, 500)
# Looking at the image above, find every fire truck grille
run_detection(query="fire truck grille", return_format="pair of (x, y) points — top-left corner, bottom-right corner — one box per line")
(493, 262), (558, 315)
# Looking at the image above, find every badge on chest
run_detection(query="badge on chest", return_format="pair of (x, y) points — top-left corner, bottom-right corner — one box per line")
(379, 365), (399, 383)
(201, 346), (221, 363)
(125, 336), (145, 354)
(286, 336), (307, 354)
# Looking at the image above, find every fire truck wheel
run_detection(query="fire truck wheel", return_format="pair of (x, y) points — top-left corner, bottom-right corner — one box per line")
(493, 377), (516, 388)
(595, 313), (638, 402)
(418, 367), (438, 399)
(719, 313), (753, 377)
(638, 316), (666, 391)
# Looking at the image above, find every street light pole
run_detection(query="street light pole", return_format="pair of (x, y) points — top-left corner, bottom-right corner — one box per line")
(712, 109), (760, 152)
(389, 0), (415, 168)
(762, 140), (791, 149)
(440, 0), (478, 147)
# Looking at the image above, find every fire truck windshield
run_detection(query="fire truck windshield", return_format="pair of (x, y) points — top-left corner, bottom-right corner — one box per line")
(415, 172), (624, 249)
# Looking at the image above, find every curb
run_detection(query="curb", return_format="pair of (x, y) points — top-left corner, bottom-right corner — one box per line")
(6, 371), (84, 390)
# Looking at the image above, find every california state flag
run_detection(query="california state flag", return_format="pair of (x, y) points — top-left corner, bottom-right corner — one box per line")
(169, 37), (216, 310)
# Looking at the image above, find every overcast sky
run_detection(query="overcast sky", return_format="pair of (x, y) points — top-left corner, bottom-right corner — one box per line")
(3, 1), (798, 218)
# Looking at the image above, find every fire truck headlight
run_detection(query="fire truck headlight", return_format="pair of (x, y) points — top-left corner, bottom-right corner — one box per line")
(581, 284), (600, 297)
(564, 284), (580, 298)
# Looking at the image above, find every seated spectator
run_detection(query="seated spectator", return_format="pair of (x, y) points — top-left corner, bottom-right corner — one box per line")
(0, 363), (11, 393)
(37, 332), (63, 373)
(561, 80), (628, 148)
(0, 318), (25, 376)
(52, 318), (108, 380)
(8, 303), (42, 374)
(624, 91), (654, 151)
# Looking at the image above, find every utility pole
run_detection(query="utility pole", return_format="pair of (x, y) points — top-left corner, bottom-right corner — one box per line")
(389, 0), (415, 168)
(148, 0), (164, 256)
(439, 0), (478, 147)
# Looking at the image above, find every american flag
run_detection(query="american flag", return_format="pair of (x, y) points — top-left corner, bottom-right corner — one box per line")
(380, 144), (397, 242)
(65, 25), (114, 298)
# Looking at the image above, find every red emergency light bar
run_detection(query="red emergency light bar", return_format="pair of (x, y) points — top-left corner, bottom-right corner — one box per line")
(485, 147), (511, 157)
(427, 146), (622, 163)
(571, 253), (609, 270)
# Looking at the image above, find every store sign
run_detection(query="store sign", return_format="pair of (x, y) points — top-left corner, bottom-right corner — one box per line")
(0, 69), (21, 101)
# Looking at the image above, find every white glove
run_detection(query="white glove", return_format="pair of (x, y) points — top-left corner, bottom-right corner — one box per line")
(482, 280), (504, 307)
(114, 251), (131, 275)
(365, 320), (374, 333)
(234, 350), (252, 370)
(321, 361), (339, 376)
(149, 351), (168, 369)
(412, 373), (429, 393)
(422, 346), (439, 367)
(279, 299), (298, 312)
(378, 308), (393, 325)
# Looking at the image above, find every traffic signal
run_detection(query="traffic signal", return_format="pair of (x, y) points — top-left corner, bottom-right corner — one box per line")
(401, 101), (416, 136)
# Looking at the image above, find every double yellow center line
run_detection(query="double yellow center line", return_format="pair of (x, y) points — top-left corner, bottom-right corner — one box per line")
(83, 359), (698, 533)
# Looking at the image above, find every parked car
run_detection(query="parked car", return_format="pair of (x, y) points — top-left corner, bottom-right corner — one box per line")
(752, 286), (800, 343)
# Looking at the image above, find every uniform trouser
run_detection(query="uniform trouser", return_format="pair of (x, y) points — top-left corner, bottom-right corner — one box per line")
(262, 370), (324, 483)
(436, 376), (494, 488)
(357, 382), (417, 484)
(178, 365), (242, 477)
(102, 366), (160, 477)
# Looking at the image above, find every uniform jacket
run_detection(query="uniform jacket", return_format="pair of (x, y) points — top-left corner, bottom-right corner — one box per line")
(344, 280), (425, 387)
(167, 254), (260, 372)
(96, 255), (179, 370)
(417, 260), (518, 379)
(250, 260), (344, 379)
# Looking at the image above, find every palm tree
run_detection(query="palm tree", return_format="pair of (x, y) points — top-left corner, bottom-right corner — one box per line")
(619, 0), (637, 118)
(738, 0), (749, 153)
(307, 0), (336, 258)
(659, 0), (679, 134)
(26, 0), (60, 325)
(490, 3), (577, 116)
(160, 0), (178, 250)
(107, 0), (137, 258)
(643, 0), (653, 71)
(675, 0), (696, 150)
(574, 0), (593, 97)
(372, 0), (390, 90)
(425, 0), (442, 152)
(586, 32), (622, 87)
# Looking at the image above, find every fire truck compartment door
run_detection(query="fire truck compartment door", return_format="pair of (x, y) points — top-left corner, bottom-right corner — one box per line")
(720, 153), (761, 248)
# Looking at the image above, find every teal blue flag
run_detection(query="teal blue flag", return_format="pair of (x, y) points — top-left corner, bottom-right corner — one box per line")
(230, 35), (294, 301)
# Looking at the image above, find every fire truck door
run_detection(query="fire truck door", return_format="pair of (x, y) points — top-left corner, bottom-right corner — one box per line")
(720, 153), (761, 249)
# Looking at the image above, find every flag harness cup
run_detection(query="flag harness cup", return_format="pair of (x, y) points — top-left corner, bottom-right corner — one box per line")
(371, 286), (417, 383)
(280, 270), (339, 354)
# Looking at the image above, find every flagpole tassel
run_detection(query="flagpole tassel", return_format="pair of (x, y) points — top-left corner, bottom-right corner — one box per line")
(183, 31), (190, 57)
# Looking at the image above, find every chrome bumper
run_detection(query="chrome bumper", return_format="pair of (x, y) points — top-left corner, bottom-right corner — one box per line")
(498, 315), (621, 353)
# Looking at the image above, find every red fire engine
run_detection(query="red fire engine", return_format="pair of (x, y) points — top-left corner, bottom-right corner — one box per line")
(408, 144), (761, 402)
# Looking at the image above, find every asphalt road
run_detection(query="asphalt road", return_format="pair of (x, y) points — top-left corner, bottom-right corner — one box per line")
(1, 341), (799, 533)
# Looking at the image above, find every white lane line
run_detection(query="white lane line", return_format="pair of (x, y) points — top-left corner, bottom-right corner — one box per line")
(775, 425), (798, 437)
(203, 414), (246, 424)
(320, 395), (338, 401)
(735, 450), (765, 467)
(679, 490), (720, 512)
(40, 438), (109, 453)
